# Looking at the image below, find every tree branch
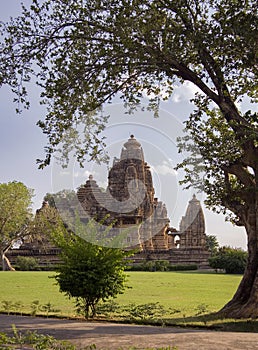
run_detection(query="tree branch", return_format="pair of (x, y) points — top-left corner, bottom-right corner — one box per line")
(222, 163), (255, 188)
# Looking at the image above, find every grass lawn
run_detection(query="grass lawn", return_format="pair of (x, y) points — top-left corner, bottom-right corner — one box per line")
(0, 270), (241, 319)
(117, 271), (241, 315)
(0, 271), (74, 316)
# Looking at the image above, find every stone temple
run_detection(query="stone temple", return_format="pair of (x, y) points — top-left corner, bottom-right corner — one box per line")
(77, 135), (210, 267)
(8, 135), (210, 269)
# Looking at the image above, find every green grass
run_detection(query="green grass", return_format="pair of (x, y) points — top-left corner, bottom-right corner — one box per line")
(117, 271), (241, 315)
(0, 271), (74, 316)
(1, 271), (257, 332)
(0, 271), (241, 318)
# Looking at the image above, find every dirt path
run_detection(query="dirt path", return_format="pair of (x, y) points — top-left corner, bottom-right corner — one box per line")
(0, 314), (258, 350)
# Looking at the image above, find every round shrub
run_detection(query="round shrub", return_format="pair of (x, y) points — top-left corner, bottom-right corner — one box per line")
(15, 256), (39, 271)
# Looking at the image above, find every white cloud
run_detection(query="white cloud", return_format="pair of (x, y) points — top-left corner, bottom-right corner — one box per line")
(172, 81), (202, 103)
(152, 161), (177, 176)
(235, 96), (258, 113)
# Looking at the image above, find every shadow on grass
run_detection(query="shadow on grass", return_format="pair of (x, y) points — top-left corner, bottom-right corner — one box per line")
(156, 313), (258, 333)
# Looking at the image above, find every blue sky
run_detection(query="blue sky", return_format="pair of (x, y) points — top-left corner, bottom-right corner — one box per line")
(0, 1), (248, 249)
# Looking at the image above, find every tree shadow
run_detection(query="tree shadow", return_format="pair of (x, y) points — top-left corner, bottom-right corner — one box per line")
(163, 313), (258, 333)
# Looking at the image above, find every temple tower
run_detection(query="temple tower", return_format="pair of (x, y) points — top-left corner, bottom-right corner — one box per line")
(77, 135), (170, 249)
(179, 194), (206, 248)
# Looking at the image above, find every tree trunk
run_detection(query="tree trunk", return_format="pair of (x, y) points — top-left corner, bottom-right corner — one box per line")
(219, 210), (258, 318)
(1, 250), (15, 271)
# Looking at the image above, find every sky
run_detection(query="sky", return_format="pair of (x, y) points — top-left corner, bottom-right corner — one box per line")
(0, 1), (249, 249)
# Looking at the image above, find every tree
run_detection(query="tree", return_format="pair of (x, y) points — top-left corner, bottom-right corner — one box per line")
(0, 0), (257, 317)
(44, 190), (77, 209)
(206, 235), (219, 255)
(209, 247), (248, 274)
(27, 200), (62, 250)
(0, 181), (33, 270)
(50, 223), (131, 318)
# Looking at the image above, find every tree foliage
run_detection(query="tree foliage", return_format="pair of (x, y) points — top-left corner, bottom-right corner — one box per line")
(206, 235), (219, 255)
(177, 110), (257, 224)
(0, 181), (33, 270)
(44, 190), (77, 209)
(50, 223), (131, 319)
(0, 0), (256, 167)
(209, 246), (248, 274)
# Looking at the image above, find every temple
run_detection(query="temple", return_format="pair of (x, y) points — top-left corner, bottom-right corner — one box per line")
(8, 135), (211, 269)
(77, 135), (174, 250)
(77, 135), (210, 267)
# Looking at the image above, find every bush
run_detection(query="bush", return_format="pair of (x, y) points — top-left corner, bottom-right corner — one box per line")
(141, 261), (156, 271)
(127, 261), (198, 272)
(209, 246), (248, 274)
(128, 260), (169, 271)
(168, 264), (198, 271)
(123, 302), (167, 321)
(154, 260), (170, 271)
(51, 224), (131, 319)
(15, 256), (39, 271)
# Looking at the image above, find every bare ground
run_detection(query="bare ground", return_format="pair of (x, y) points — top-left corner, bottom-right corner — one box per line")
(0, 314), (258, 350)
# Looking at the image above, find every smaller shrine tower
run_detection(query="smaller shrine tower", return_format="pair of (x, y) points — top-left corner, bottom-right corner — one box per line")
(179, 194), (206, 248)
